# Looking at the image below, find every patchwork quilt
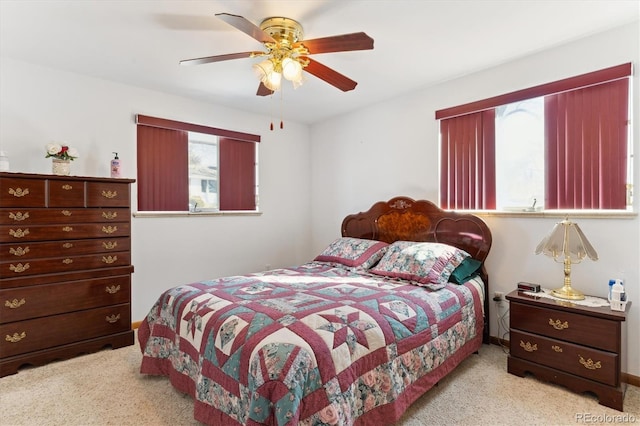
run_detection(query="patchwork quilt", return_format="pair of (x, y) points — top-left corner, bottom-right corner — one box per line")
(138, 262), (484, 425)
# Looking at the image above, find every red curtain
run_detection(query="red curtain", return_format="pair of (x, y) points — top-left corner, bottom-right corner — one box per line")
(545, 78), (629, 209)
(440, 109), (496, 210)
(219, 138), (256, 211)
(137, 126), (189, 211)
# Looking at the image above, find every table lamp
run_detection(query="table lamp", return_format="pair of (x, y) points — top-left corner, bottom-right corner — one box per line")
(535, 217), (598, 300)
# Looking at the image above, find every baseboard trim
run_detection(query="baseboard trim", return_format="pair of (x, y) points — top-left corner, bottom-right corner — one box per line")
(490, 337), (639, 386)
(131, 320), (142, 330)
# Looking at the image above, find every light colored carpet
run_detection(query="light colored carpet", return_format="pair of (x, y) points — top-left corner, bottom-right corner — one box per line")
(0, 340), (638, 426)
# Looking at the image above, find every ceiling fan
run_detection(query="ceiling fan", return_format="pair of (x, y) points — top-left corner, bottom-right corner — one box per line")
(180, 13), (374, 96)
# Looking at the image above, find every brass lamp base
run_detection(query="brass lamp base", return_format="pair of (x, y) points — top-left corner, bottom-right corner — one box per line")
(551, 286), (585, 300)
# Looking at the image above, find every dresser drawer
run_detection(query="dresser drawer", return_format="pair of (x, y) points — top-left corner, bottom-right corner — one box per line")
(0, 177), (46, 207)
(1, 251), (130, 277)
(0, 222), (130, 243)
(86, 182), (130, 207)
(1, 275), (130, 323)
(510, 302), (619, 352)
(510, 330), (618, 386)
(1, 237), (130, 261)
(1, 303), (130, 358)
(48, 180), (85, 207)
(0, 208), (130, 225)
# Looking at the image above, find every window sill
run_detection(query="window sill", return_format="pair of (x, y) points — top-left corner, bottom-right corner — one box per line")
(133, 210), (262, 218)
(468, 210), (637, 219)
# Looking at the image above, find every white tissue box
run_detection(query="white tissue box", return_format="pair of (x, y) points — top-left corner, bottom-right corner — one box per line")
(610, 300), (627, 312)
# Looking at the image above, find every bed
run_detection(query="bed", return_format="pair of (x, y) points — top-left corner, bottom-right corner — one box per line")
(138, 196), (492, 425)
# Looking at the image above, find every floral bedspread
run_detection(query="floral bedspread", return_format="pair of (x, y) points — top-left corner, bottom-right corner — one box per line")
(138, 262), (484, 425)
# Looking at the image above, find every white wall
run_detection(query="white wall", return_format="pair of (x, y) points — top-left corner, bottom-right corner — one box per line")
(0, 57), (313, 321)
(309, 22), (640, 377)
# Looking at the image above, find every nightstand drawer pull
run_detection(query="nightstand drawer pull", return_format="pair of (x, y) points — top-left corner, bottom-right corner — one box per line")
(105, 285), (121, 294)
(62, 258), (73, 264)
(61, 210), (72, 216)
(5, 332), (26, 343)
(9, 212), (29, 221)
(8, 187), (29, 198)
(102, 190), (118, 199)
(62, 184), (73, 190)
(548, 318), (569, 330)
(106, 314), (121, 323)
(551, 345), (563, 353)
(520, 340), (537, 352)
(5, 298), (26, 309)
(102, 255), (117, 264)
(579, 355), (601, 370)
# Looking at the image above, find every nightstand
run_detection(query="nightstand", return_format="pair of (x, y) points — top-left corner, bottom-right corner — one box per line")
(506, 290), (629, 411)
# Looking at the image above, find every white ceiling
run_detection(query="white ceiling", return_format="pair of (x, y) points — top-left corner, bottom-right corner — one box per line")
(1, 0), (638, 125)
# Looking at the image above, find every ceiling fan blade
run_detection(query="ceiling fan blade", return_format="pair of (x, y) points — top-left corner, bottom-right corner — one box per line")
(295, 32), (374, 54)
(302, 58), (357, 92)
(256, 82), (274, 96)
(215, 13), (275, 44)
(180, 51), (263, 66)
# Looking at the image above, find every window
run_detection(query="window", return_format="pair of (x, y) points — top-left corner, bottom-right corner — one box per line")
(437, 63), (632, 211)
(136, 115), (260, 212)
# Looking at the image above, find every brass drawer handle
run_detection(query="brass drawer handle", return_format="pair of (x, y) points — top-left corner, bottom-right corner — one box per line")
(8, 188), (29, 198)
(102, 255), (117, 264)
(9, 263), (30, 273)
(62, 226), (73, 232)
(102, 241), (118, 250)
(9, 228), (29, 239)
(105, 285), (121, 294)
(9, 212), (29, 221)
(61, 184), (73, 190)
(549, 318), (569, 330)
(102, 190), (118, 199)
(5, 332), (26, 343)
(102, 225), (118, 234)
(62, 242), (74, 249)
(62, 258), (73, 264)
(551, 345), (563, 353)
(102, 211), (118, 220)
(579, 355), (602, 370)
(9, 246), (30, 256)
(106, 314), (121, 323)
(61, 210), (72, 216)
(520, 340), (538, 352)
(5, 298), (26, 309)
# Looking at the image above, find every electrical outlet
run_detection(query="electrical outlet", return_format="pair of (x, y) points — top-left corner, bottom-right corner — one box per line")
(493, 291), (503, 302)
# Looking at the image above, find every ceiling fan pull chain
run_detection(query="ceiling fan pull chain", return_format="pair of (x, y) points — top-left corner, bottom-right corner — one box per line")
(280, 87), (284, 129)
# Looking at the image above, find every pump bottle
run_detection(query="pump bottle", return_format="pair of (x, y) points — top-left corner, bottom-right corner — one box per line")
(110, 152), (121, 178)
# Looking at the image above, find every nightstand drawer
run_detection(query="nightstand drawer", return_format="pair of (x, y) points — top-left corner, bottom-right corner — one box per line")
(511, 330), (618, 386)
(510, 302), (618, 352)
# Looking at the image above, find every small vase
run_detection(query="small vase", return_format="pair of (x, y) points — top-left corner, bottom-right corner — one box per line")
(52, 158), (71, 176)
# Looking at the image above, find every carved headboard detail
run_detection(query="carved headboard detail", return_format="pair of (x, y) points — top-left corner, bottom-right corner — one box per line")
(341, 196), (492, 262)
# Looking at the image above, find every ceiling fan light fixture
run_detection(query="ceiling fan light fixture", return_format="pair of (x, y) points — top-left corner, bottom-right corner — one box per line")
(263, 70), (282, 91)
(282, 57), (303, 82)
(253, 59), (274, 80)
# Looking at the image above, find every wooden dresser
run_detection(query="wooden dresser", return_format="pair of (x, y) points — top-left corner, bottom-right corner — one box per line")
(0, 172), (135, 376)
(506, 290), (629, 411)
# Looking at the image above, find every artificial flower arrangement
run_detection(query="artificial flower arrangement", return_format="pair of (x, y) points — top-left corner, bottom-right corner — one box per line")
(45, 143), (79, 161)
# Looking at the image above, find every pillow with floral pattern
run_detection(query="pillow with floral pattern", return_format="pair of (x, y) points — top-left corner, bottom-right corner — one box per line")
(369, 241), (471, 289)
(314, 237), (389, 269)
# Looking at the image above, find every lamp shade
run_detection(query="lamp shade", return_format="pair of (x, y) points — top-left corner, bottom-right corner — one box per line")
(535, 217), (598, 300)
(535, 218), (598, 262)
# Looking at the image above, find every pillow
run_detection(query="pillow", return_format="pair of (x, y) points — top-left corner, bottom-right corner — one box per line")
(314, 237), (389, 269)
(369, 241), (471, 288)
(449, 257), (483, 284)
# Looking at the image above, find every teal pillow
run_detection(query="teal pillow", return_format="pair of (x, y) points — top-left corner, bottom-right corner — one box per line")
(449, 258), (482, 284)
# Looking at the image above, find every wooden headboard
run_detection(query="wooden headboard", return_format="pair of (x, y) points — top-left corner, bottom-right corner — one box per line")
(341, 196), (492, 262)
(341, 196), (493, 343)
